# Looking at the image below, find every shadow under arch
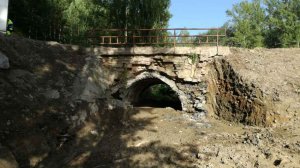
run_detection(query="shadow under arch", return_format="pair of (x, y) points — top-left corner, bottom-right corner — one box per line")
(123, 71), (188, 111)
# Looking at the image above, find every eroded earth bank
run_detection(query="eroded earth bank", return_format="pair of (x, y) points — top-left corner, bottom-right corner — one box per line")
(0, 35), (300, 168)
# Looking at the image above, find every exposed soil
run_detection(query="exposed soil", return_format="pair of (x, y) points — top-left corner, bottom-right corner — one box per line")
(206, 48), (300, 126)
(78, 107), (300, 168)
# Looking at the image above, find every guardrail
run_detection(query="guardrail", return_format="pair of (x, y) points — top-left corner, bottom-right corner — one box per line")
(88, 28), (226, 47)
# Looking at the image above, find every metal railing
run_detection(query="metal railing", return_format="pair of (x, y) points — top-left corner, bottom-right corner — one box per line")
(88, 28), (226, 47)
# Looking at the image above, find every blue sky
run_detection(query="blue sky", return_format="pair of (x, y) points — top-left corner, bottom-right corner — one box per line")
(169, 0), (243, 28)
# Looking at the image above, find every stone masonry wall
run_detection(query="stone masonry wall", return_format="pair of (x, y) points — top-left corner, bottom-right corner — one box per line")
(99, 53), (216, 113)
(89, 46), (230, 113)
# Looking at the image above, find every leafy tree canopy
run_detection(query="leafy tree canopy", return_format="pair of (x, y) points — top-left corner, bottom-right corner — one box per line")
(8, 0), (171, 45)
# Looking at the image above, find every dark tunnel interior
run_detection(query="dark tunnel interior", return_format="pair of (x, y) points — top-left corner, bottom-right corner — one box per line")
(127, 78), (182, 111)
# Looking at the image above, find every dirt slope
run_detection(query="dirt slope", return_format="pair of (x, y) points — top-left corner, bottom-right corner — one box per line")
(225, 48), (300, 125)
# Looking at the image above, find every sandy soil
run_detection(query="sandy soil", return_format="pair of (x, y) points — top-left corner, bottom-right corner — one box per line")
(226, 48), (300, 122)
(79, 107), (300, 168)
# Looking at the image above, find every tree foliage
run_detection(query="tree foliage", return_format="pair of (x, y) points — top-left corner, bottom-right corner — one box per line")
(8, 0), (299, 48)
(264, 0), (300, 47)
(194, 25), (229, 46)
(227, 0), (300, 48)
(8, 0), (171, 45)
(226, 0), (265, 48)
(177, 30), (191, 45)
(108, 0), (171, 29)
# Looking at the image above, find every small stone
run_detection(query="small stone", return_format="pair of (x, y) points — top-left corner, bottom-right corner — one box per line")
(273, 159), (282, 166)
(44, 89), (60, 99)
(283, 144), (290, 149)
(89, 103), (99, 114)
(90, 130), (99, 136)
(263, 149), (272, 159)
(85, 57), (92, 61)
(0, 52), (9, 69)
(220, 157), (227, 164)
(181, 152), (189, 160)
(255, 133), (261, 140)
(196, 153), (205, 160)
(69, 103), (75, 110)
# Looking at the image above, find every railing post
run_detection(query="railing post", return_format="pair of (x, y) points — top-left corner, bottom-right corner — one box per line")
(101, 36), (104, 44)
(217, 29), (219, 55)
(125, 29), (128, 44)
(173, 29), (176, 47)
(133, 35), (135, 46)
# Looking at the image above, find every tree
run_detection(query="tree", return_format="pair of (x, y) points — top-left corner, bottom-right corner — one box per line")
(226, 0), (266, 48)
(9, 0), (171, 45)
(8, 0), (70, 40)
(194, 24), (229, 46)
(107, 0), (171, 44)
(177, 30), (191, 45)
(108, 0), (171, 29)
(264, 0), (300, 47)
(227, 0), (300, 48)
(63, 0), (108, 44)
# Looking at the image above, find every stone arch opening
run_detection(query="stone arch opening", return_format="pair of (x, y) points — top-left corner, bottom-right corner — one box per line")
(124, 72), (188, 111)
(132, 82), (182, 110)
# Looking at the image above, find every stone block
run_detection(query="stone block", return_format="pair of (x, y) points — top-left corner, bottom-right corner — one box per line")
(0, 52), (9, 69)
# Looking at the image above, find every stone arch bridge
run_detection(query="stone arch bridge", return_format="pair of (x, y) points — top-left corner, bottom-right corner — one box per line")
(93, 46), (231, 113)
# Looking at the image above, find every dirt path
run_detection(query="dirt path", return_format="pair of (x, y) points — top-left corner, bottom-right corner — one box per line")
(78, 107), (300, 168)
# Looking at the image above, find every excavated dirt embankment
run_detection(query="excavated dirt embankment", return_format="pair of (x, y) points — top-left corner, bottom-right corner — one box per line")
(206, 48), (300, 127)
(207, 58), (276, 126)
